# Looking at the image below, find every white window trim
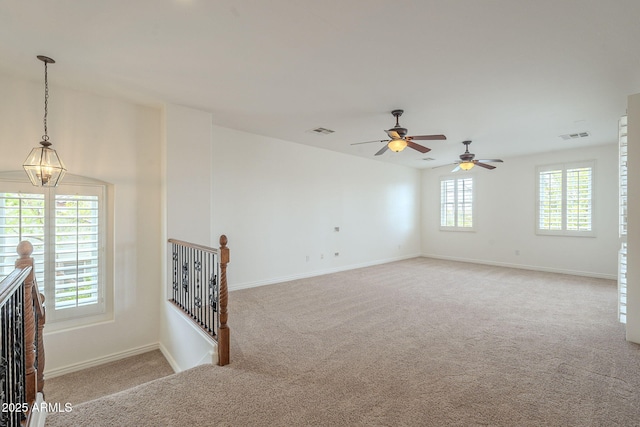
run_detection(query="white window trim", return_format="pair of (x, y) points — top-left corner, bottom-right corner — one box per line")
(535, 160), (596, 237)
(439, 174), (476, 232)
(0, 171), (113, 329)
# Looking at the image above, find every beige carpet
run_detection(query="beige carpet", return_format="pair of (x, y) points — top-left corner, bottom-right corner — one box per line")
(46, 258), (640, 426)
(45, 350), (174, 405)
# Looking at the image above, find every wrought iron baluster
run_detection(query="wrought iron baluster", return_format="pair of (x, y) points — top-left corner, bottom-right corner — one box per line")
(194, 251), (202, 324)
(199, 252), (205, 328)
(167, 237), (229, 361)
(203, 253), (208, 332)
(189, 247), (194, 318)
(0, 286), (27, 426)
(172, 244), (179, 300)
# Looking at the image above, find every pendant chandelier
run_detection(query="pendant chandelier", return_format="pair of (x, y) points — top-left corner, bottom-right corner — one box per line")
(23, 55), (66, 187)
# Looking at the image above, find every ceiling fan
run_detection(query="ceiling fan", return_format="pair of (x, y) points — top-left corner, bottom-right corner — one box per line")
(351, 109), (446, 156)
(451, 140), (503, 172)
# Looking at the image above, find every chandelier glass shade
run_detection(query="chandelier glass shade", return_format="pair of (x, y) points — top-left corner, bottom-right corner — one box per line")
(387, 138), (408, 152)
(459, 161), (475, 171)
(23, 143), (66, 187)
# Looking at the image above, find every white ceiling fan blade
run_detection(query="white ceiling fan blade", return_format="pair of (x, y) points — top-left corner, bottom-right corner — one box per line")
(351, 139), (388, 146)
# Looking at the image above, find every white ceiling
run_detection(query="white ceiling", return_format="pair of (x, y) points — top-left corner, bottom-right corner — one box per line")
(1, 0), (638, 169)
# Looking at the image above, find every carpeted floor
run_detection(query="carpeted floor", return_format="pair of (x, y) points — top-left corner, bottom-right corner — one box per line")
(45, 349), (174, 406)
(46, 258), (640, 426)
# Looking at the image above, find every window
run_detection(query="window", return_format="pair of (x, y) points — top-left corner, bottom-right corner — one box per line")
(536, 161), (594, 236)
(440, 176), (474, 230)
(0, 178), (107, 323)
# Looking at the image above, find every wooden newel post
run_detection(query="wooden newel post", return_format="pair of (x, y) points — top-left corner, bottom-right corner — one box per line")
(15, 241), (37, 405)
(218, 235), (230, 366)
(36, 291), (46, 395)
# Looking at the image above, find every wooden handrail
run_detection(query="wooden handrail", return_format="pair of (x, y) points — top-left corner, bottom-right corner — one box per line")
(168, 238), (218, 254)
(0, 267), (31, 306)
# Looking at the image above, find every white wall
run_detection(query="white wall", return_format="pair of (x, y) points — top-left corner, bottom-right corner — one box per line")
(160, 104), (216, 371)
(210, 124), (422, 290)
(421, 143), (619, 278)
(626, 93), (640, 343)
(164, 104), (213, 247)
(159, 108), (422, 370)
(0, 72), (162, 374)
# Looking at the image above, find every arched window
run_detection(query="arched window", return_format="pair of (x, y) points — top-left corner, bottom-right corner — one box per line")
(0, 171), (111, 324)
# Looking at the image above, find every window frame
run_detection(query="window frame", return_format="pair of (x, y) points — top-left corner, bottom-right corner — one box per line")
(439, 175), (476, 232)
(535, 160), (596, 237)
(0, 172), (112, 327)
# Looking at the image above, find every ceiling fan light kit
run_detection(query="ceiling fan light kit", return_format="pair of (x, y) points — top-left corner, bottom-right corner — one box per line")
(451, 140), (503, 172)
(352, 109), (446, 156)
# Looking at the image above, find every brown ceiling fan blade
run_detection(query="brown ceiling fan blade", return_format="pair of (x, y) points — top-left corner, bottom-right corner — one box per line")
(475, 162), (496, 170)
(385, 129), (401, 139)
(375, 145), (389, 156)
(409, 134), (447, 141)
(351, 139), (389, 146)
(451, 164), (461, 172)
(406, 141), (431, 153)
(476, 159), (504, 163)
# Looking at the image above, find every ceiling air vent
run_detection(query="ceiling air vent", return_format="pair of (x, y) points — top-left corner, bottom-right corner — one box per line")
(309, 127), (335, 135)
(559, 131), (590, 140)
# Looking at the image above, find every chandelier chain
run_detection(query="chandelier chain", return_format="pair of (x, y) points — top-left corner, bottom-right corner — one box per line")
(42, 60), (49, 142)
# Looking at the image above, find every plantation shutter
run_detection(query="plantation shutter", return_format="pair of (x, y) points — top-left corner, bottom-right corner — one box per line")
(536, 162), (594, 236)
(0, 182), (105, 322)
(457, 178), (473, 228)
(440, 179), (455, 227)
(0, 192), (45, 284)
(538, 169), (563, 231)
(619, 115), (627, 323)
(440, 176), (474, 230)
(54, 194), (100, 310)
(566, 167), (592, 231)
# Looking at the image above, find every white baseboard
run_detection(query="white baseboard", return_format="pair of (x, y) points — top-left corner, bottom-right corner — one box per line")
(159, 338), (217, 373)
(158, 342), (181, 373)
(229, 253), (421, 291)
(44, 343), (161, 378)
(420, 253), (617, 280)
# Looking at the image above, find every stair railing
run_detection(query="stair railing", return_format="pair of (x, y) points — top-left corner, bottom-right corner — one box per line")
(0, 241), (45, 426)
(168, 235), (230, 366)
